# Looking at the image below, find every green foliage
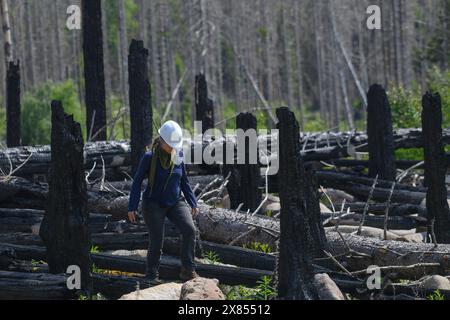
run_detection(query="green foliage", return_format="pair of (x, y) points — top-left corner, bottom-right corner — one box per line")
(222, 99), (238, 130)
(254, 276), (276, 300)
(255, 111), (268, 130)
(388, 67), (450, 130)
(427, 290), (445, 301)
(256, 27), (268, 40)
(220, 276), (276, 300)
(295, 108), (328, 132)
(220, 98), (273, 131)
(31, 259), (46, 266)
(108, 94), (131, 140)
(90, 245), (100, 254)
(388, 85), (422, 129)
(220, 284), (255, 300)
(243, 242), (273, 254)
(104, 0), (139, 58)
(22, 80), (84, 146)
(91, 263), (105, 274)
(395, 148), (424, 161)
(78, 294), (88, 300)
(203, 250), (221, 265)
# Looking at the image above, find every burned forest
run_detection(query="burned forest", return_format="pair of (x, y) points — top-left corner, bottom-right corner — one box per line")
(0, 0), (449, 304)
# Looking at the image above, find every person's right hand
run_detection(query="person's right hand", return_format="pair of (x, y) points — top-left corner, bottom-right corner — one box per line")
(128, 211), (137, 223)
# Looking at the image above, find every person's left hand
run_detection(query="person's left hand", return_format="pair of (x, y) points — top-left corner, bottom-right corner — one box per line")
(191, 207), (199, 219)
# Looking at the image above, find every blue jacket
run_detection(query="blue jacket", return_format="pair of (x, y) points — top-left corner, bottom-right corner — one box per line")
(128, 151), (198, 211)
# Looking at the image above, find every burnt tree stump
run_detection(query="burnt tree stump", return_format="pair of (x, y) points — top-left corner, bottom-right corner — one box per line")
(6, 61), (21, 147)
(367, 84), (396, 181)
(39, 101), (92, 293)
(275, 107), (326, 300)
(82, 0), (107, 141)
(422, 92), (450, 244)
(128, 39), (152, 176)
(236, 113), (262, 213)
(222, 159), (242, 210)
(195, 73), (214, 133)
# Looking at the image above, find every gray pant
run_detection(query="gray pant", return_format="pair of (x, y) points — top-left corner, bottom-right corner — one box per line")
(142, 198), (196, 278)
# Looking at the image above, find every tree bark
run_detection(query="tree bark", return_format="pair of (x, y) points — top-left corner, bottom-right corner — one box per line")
(367, 84), (396, 181)
(128, 39), (152, 176)
(236, 113), (261, 212)
(6, 60), (20, 147)
(39, 101), (92, 294)
(82, 0), (107, 141)
(195, 73), (214, 133)
(422, 92), (450, 243)
(275, 107), (325, 300)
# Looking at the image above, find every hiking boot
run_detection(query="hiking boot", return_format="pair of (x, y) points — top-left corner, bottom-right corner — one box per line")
(179, 267), (199, 281)
(144, 273), (163, 286)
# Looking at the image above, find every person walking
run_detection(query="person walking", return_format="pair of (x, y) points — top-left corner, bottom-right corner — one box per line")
(128, 120), (199, 284)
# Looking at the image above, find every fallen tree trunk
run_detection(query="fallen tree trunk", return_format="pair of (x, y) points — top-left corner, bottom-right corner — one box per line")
(0, 259), (154, 300)
(3, 243), (446, 298)
(297, 128), (450, 151)
(384, 283), (450, 300)
(328, 159), (450, 171)
(317, 181), (427, 205)
(156, 237), (275, 271)
(0, 141), (131, 177)
(325, 232), (450, 272)
(0, 271), (75, 300)
(0, 208), (113, 234)
(316, 171), (428, 193)
(196, 203), (279, 247)
(268, 170), (433, 199)
(92, 273), (152, 299)
(0, 243), (271, 287)
(350, 263), (444, 280)
(4, 203), (450, 275)
(94, 252), (270, 287)
(322, 212), (427, 230)
(0, 232), (276, 271)
(4, 128), (449, 178)
(338, 202), (426, 217)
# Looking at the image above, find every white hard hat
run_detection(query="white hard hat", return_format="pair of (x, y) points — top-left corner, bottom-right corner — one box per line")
(158, 120), (183, 149)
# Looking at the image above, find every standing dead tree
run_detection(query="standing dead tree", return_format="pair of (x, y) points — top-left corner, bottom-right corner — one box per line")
(367, 84), (397, 181)
(275, 107), (326, 300)
(39, 101), (93, 294)
(82, 0), (107, 141)
(236, 113), (262, 213)
(422, 92), (450, 244)
(6, 60), (20, 147)
(195, 73), (214, 133)
(128, 39), (152, 176)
